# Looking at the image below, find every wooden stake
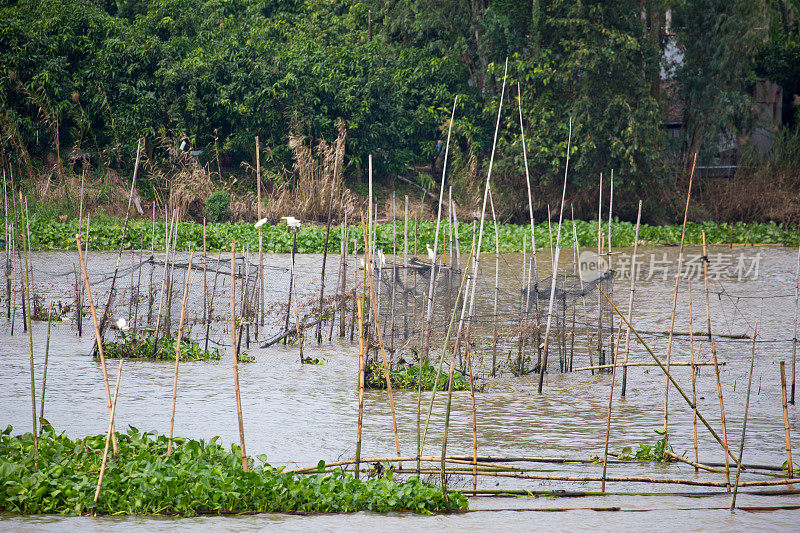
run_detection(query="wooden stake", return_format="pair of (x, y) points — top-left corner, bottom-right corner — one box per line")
(21, 200), (37, 466)
(791, 245), (799, 404)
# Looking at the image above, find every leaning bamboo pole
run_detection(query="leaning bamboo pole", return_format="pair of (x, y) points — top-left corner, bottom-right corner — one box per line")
(731, 325), (758, 510)
(601, 319), (624, 492)
(422, 95), (457, 361)
(598, 286), (742, 468)
(465, 58), (508, 369)
(620, 200), (642, 396)
(168, 252), (194, 455)
(780, 361), (793, 477)
(231, 244), (248, 471)
(664, 153), (697, 440)
(92, 357), (124, 506)
(76, 234), (117, 454)
(538, 117), (572, 393)
(361, 214), (401, 463)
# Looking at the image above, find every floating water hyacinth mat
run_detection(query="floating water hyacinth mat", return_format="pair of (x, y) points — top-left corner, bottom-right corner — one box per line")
(102, 332), (224, 362)
(364, 362), (476, 391)
(0, 426), (466, 516)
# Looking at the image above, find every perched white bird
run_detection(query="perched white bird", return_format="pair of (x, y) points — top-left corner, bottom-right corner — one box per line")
(116, 318), (130, 332)
(376, 249), (386, 267)
(254, 217), (268, 228)
(359, 257), (366, 269)
(426, 244), (436, 263)
(282, 216), (301, 228)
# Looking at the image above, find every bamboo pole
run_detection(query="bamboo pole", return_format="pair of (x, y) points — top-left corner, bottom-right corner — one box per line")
(361, 215), (401, 463)
(38, 301), (53, 434)
(3, 170), (9, 321)
(621, 200), (641, 396)
(689, 280), (699, 470)
(92, 357), (123, 506)
(780, 361), (793, 477)
(422, 95), (457, 361)
(76, 234), (117, 455)
(21, 198), (37, 466)
(256, 137), (265, 329)
(465, 58), (508, 377)
(152, 211), (175, 355)
(601, 319), (624, 491)
(465, 335), (478, 491)
(664, 153), (697, 441)
(703, 230), (731, 490)
(231, 244), (248, 471)
(168, 252), (194, 455)
(205, 250), (221, 352)
(731, 325), (758, 510)
(538, 117), (572, 393)
(355, 297), (365, 480)
(572, 361), (721, 372)
(95, 139), (142, 350)
(792, 245), (799, 404)
(598, 286), (742, 468)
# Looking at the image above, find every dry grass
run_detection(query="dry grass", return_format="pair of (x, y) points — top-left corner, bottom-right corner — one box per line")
(265, 120), (354, 224)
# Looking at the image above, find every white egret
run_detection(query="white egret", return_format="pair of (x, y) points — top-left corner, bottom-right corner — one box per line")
(282, 216), (301, 228)
(254, 217), (268, 228)
(426, 244), (436, 263)
(116, 318), (130, 332)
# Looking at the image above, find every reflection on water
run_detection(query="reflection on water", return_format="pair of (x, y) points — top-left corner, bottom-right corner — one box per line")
(1, 247), (798, 530)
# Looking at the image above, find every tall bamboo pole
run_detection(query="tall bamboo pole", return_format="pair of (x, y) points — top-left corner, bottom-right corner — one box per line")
(256, 137), (264, 328)
(780, 361), (793, 477)
(702, 230), (731, 489)
(621, 200), (642, 396)
(231, 244), (248, 471)
(168, 252), (194, 455)
(92, 357), (123, 506)
(601, 320), (624, 491)
(76, 234), (117, 455)
(731, 325), (758, 510)
(21, 197), (37, 466)
(538, 117), (572, 393)
(466, 58), (508, 368)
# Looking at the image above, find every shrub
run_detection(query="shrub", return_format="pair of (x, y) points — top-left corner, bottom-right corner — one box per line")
(206, 190), (230, 222)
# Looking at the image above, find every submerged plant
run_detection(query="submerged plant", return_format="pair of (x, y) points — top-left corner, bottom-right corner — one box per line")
(364, 361), (477, 392)
(0, 425), (466, 516)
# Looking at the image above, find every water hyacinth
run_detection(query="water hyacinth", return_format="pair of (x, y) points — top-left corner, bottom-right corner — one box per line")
(0, 426), (466, 516)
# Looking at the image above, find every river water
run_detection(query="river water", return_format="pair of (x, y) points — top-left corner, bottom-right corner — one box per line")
(1, 246), (799, 531)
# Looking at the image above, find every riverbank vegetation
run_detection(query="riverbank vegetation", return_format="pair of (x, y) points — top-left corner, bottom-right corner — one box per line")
(1, 1), (799, 227)
(0, 425), (466, 516)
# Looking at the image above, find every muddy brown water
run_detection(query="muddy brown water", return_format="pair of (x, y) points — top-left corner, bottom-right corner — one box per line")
(1, 246), (799, 531)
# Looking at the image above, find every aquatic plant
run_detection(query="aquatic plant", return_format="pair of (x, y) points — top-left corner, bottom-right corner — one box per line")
(13, 216), (800, 254)
(365, 361), (476, 392)
(617, 430), (678, 463)
(0, 425), (466, 516)
(102, 332), (226, 362)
